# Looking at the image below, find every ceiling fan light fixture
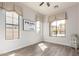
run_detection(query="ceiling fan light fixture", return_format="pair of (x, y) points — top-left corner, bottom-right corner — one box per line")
(39, 2), (59, 8)
(47, 2), (50, 7)
(39, 2), (50, 7)
(40, 2), (44, 6)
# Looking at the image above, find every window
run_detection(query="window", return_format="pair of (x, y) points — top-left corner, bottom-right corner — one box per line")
(36, 21), (41, 33)
(49, 20), (66, 37)
(5, 11), (20, 40)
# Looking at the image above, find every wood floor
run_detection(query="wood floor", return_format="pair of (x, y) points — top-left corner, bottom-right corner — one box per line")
(1, 42), (79, 56)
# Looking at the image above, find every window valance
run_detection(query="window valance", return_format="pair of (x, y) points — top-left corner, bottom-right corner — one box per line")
(48, 12), (67, 22)
(35, 14), (43, 22)
(0, 2), (22, 16)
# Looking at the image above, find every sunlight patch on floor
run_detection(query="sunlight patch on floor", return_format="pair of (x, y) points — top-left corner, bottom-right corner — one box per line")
(38, 43), (48, 51)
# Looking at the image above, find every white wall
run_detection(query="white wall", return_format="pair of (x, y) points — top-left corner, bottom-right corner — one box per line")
(0, 3), (43, 54)
(0, 3), (79, 54)
(43, 5), (79, 47)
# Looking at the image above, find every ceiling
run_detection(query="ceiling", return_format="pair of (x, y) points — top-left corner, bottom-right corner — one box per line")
(22, 2), (79, 15)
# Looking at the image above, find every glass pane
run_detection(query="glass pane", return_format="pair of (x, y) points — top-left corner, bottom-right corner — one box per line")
(36, 21), (40, 33)
(13, 25), (18, 29)
(57, 20), (65, 36)
(13, 28), (19, 39)
(13, 12), (18, 24)
(6, 28), (13, 40)
(6, 24), (13, 29)
(6, 17), (12, 24)
(6, 11), (20, 40)
(13, 12), (18, 20)
(6, 11), (13, 17)
(50, 21), (57, 36)
(13, 19), (18, 24)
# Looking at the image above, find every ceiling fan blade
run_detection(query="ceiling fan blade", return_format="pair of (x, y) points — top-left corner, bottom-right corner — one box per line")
(47, 2), (50, 7)
(40, 2), (44, 6)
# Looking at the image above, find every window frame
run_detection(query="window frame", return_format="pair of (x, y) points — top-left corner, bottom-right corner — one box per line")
(5, 10), (20, 40)
(36, 20), (41, 33)
(49, 19), (66, 37)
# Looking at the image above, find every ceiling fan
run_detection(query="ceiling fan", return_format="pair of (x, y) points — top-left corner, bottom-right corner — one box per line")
(39, 2), (50, 7)
(39, 2), (59, 8)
